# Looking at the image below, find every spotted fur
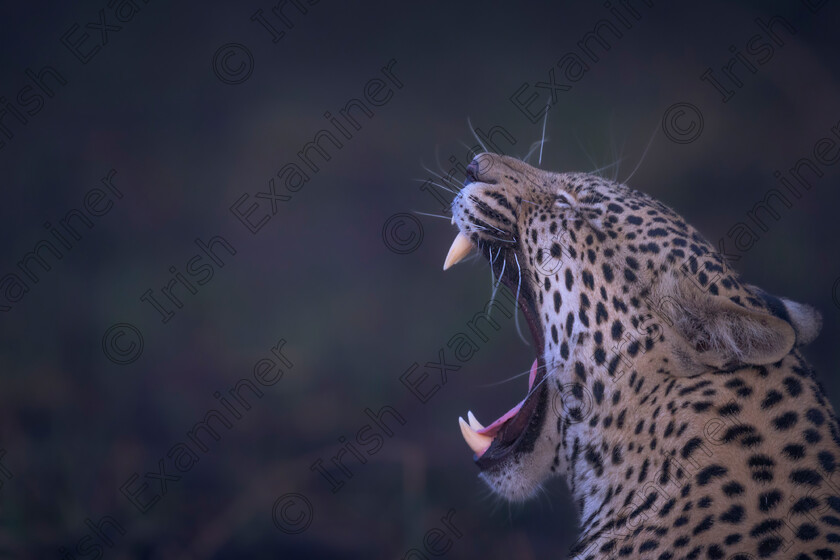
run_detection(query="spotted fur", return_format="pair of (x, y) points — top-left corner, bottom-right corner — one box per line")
(450, 153), (839, 559)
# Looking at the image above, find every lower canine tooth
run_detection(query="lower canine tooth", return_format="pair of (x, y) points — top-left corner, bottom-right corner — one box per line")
(443, 233), (473, 270)
(459, 417), (492, 456)
(467, 410), (484, 431)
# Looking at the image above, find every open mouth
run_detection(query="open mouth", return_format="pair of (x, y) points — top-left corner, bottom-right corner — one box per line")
(443, 218), (549, 470)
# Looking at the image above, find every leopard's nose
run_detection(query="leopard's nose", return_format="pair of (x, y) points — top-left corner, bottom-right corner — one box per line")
(465, 161), (479, 185)
(466, 153), (498, 185)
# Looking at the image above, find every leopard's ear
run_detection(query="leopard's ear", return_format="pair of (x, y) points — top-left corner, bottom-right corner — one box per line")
(747, 285), (822, 346)
(651, 271), (797, 375)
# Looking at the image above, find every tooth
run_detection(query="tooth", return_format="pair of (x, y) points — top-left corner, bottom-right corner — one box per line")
(459, 417), (492, 456)
(443, 233), (473, 270)
(467, 410), (484, 431)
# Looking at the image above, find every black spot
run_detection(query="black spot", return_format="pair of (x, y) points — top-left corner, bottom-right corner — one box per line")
(595, 302), (608, 325)
(804, 428), (822, 443)
(565, 269), (574, 290)
(783, 376), (803, 396)
(721, 425), (754, 443)
(761, 390), (783, 409)
(719, 504), (744, 523)
(696, 465), (727, 486)
(554, 291), (562, 313)
(707, 544), (724, 559)
(819, 451), (837, 473)
(822, 515), (840, 527)
(797, 523), (820, 540)
(772, 411), (798, 431)
(692, 401), (713, 413)
(790, 469), (822, 486)
(758, 490), (781, 512)
(723, 481), (745, 497)
(783, 444), (805, 460)
(593, 381), (604, 405)
(602, 263), (614, 283)
(748, 455), (775, 468)
(724, 533), (742, 545)
(757, 537), (782, 556)
(751, 520), (783, 538)
(574, 361), (586, 382)
(792, 497), (819, 514)
(718, 402), (741, 416)
(806, 408), (825, 426)
(692, 515), (714, 535)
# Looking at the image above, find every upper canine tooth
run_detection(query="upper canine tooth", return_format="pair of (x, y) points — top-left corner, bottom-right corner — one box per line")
(443, 233), (473, 271)
(459, 417), (492, 456)
(467, 410), (484, 431)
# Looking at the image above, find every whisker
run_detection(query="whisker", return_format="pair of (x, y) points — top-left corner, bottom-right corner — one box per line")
(412, 210), (451, 221)
(487, 245), (497, 319)
(488, 245), (496, 285)
(589, 159), (623, 176)
(460, 140), (480, 157)
(575, 133), (600, 173)
(421, 165), (461, 188)
(469, 216), (507, 234)
(522, 140), (543, 163)
(434, 145), (446, 177)
(622, 123), (659, 185)
(477, 363), (549, 387)
(483, 234), (516, 244)
(413, 177), (458, 196)
(496, 258), (507, 290)
(539, 99), (551, 165)
(467, 117), (489, 153)
(513, 253), (529, 346)
(522, 361), (560, 402)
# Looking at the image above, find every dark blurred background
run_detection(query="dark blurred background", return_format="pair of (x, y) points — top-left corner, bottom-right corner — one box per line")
(0, 1), (838, 558)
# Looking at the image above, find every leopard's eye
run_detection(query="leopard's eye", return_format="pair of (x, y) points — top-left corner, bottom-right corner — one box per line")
(555, 194), (572, 208)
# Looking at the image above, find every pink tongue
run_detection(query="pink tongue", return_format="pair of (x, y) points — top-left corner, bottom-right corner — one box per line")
(477, 359), (539, 437)
(528, 358), (538, 390)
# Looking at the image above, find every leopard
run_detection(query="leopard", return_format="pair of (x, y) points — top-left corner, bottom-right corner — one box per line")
(442, 152), (840, 559)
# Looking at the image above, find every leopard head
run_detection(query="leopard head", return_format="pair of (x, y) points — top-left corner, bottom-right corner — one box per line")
(444, 152), (822, 502)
